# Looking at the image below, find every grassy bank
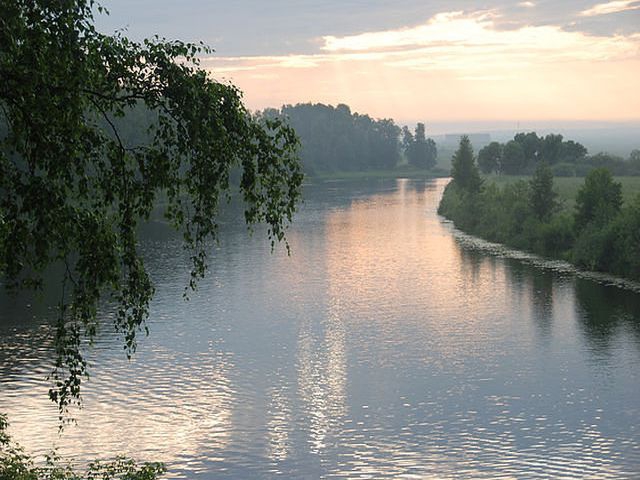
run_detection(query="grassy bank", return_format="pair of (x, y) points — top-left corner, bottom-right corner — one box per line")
(483, 174), (640, 209)
(438, 172), (640, 281)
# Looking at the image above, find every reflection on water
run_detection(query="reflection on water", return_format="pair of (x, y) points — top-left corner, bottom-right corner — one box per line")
(575, 279), (640, 353)
(297, 308), (346, 455)
(1, 178), (640, 478)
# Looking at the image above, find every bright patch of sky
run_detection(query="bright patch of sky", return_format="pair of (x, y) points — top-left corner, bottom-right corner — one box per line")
(96, 1), (640, 122)
(580, 0), (640, 16)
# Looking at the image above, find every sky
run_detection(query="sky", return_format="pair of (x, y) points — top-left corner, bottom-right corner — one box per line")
(96, 1), (640, 125)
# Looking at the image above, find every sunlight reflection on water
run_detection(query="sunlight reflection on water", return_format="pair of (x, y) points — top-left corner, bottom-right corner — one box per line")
(1, 178), (639, 478)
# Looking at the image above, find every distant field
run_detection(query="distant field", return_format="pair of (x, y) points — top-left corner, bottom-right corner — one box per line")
(483, 174), (640, 209)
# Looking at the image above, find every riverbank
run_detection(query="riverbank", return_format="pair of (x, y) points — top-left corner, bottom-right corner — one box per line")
(310, 166), (449, 181)
(438, 173), (640, 281)
(483, 174), (640, 208)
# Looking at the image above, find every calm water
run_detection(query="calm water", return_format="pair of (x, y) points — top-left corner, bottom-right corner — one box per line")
(1, 178), (640, 478)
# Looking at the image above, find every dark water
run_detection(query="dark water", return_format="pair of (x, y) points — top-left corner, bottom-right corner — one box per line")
(1, 178), (640, 478)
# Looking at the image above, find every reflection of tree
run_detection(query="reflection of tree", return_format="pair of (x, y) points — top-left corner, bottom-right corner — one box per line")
(458, 249), (484, 283)
(502, 259), (527, 294)
(574, 279), (640, 353)
(530, 271), (554, 341)
(456, 248), (556, 341)
(0, 325), (56, 389)
(0, 288), (59, 384)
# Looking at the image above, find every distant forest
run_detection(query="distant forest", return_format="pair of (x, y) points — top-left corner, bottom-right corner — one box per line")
(478, 132), (640, 176)
(260, 103), (437, 175)
(4, 100), (637, 178)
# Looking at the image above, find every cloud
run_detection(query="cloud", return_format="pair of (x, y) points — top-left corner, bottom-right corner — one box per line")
(518, 1), (536, 7)
(316, 10), (640, 68)
(580, 0), (640, 16)
(200, 10), (640, 121)
(321, 11), (493, 53)
(205, 10), (640, 74)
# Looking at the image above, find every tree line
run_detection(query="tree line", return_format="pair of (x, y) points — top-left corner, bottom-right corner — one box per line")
(478, 132), (640, 176)
(439, 136), (640, 280)
(260, 103), (438, 174)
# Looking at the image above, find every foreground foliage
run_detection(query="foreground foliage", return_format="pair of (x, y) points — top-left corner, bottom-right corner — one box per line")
(0, 0), (302, 416)
(0, 414), (165, 480)
(440, 145), (640, 281)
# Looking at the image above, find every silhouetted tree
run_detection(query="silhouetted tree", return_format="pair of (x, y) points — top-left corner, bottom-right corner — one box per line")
(407, 123), (437, 169)
(541, 134), (564, 164)
(574, 168), (622, 231)
(560, 140), (588, 163)
(402, 125), (414, 155)
(502, 140), (526, 175)
(478, 141), (503, 174)
(278, 103), (401, 173)
(451, 136), (482, 193)
(529, 162), (558, 221)
(514, 132), (540, 168)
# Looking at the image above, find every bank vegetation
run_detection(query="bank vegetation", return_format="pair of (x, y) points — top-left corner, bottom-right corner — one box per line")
(439, 137), (640, 281)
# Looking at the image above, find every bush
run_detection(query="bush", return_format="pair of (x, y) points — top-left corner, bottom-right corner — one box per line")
(572, 222), (616, 271)
(574, 168), (623, 232)
(438, 171), (638, 281)
(609, 195), (640, 279)
(539, 213), (575, 258)
(0, 414), (165, 480)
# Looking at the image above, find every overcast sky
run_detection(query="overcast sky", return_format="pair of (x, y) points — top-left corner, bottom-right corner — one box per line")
(96, 1), (640, 124)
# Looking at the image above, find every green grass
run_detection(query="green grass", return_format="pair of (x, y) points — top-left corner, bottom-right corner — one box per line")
(311, 166), (449, 181)
(483, 174), (640, 209)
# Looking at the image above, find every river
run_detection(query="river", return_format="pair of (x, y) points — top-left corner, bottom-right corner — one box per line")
(1, 178), (639, 478)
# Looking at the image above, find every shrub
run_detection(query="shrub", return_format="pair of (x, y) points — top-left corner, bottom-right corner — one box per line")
(0, 414), (165, 480)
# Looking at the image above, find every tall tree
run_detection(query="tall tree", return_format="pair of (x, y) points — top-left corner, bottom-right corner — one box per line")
(1, 0), (303, 415)
(529, 162), (558, 221)
(279, 103), (401, 173)
(629, 149), (640, 175)
(451, 136), (482, 193)
(402, 125), (414, 156)
(407, 123), (437, 169)
(502, 140), (526, 175)
(560, 140), (587, 163)
(541, 134), (564, 164)
(574, 168), (622, 231)
(478, 141), (503, 174)
(513, 132), (541, 168)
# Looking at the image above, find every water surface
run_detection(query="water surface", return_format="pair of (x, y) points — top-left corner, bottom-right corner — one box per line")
(1, 178), (640, 478)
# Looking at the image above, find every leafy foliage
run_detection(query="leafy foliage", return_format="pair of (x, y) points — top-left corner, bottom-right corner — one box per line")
(439, 163), (639, 280)
(502, 140), (525, 175)
(471, 130), (640, 177)
(450, 136), (482, 193)
(0, 0), (302, 417)
(405, 123), (437, 169)
(529, 162), (558, 221)
(260, 103), (400, 174)
(556, 152), (640, 177)
(574, 168), (622, 232)
(261, 104), (439, 175)
(514, 132), (541, 165)
(478, 141), (502, 174)
(0, 414), (165, 480)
